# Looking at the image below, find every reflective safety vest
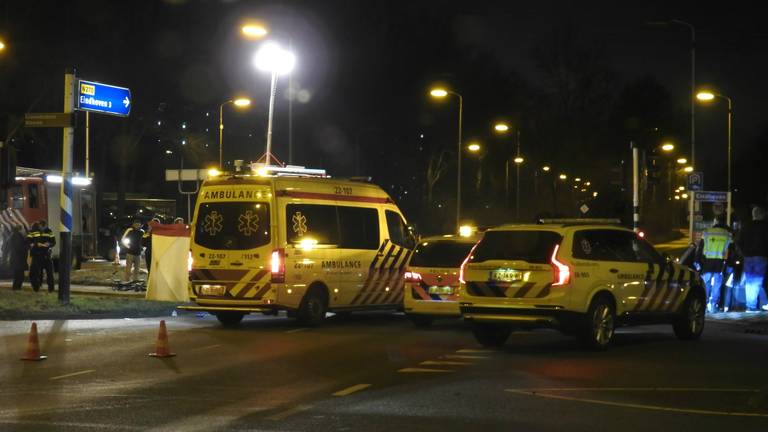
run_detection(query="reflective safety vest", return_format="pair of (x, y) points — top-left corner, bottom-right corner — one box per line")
(702, 227), (731, 260)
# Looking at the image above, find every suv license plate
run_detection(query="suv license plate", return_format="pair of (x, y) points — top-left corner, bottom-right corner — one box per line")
(490, 269), (522, 282)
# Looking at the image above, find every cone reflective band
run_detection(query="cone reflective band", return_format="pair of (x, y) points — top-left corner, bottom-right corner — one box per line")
(149, 320), (176, 358)
(21, 322), (47, 361)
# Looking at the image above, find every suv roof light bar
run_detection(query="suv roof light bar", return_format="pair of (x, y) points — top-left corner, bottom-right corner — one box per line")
(538, 218), (622, 226)
(250, 163), (327, 177)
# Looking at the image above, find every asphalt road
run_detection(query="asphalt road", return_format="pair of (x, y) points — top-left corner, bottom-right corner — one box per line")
(1, 312), (767, 431)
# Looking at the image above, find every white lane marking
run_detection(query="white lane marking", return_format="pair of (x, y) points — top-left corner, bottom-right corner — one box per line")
(456, 349), (495, 354)
(0, 419), (143, 430)
(398, 367), (453, 373)
(266, 404), (312, 421)
(420, 360), (472, 366)
(505, 389), (768, 418)
(49, 370), (96, 381)
(285, 328), (309, 334)
(190, 344), (221, 352)
(509, 387), (761, 393)
(332, 383), (371, 397)
(443, 354), (489, 360)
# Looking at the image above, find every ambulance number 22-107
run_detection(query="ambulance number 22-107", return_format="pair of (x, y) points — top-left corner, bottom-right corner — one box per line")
(334, 186), (352, 195)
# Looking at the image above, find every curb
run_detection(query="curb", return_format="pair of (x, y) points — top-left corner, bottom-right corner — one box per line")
(0, 283), (144, 298)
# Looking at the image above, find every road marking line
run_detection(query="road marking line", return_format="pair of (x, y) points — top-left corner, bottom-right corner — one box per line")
(285, 328), (309, 333)
(191, 344), (221, 352)
(398, 367), (453, 373)
(444, 355), (488, 360)
(456, 349), (495, 354)
(508, 387), (760, 393)
(420, 360), (472, 366)
(49, 370), (95, 381)
(266, 404), (312, 421)
(505, 389), (768, 418)
(333, 383), (371, 396)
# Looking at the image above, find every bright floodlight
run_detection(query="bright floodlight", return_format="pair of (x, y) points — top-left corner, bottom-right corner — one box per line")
(233, 98), (251, 107)
(459, 225), (475, 238)
(661, 143), (675, 151)
(242, 24), (268, 39)
(467, 143), (481, 152)
(0, 40), (5, 51)
(430, 88), (448, 98)
(207, 168), (221, 177)
(696, 91), (715, 101)
(677, 158), (688, 164)
(254, 42), (295, 75)
(513, 156), (524, 164)
(494, 123), (509, 133)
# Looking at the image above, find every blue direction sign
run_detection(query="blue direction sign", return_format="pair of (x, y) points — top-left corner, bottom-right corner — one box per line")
(76, 80), (131, 117)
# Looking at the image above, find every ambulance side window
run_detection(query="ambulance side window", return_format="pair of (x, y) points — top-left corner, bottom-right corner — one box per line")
(286, 204), (340, 246)
(338, 206), (379, 249)
(28, 184), (39, 209)
(386, 210), (413, 249)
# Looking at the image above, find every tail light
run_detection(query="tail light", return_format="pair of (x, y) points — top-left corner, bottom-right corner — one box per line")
(187, 250), (193, 272)
(404, 271), (422, 283)
(271, 248), (285, 283)
(459, 242), (480, 284)
(550, 244), (570, 286)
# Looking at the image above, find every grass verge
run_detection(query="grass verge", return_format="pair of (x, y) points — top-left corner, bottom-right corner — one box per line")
(0, 288), (179, 320)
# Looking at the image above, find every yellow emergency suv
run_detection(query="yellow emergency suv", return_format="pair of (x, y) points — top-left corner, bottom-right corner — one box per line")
(459, 220), (706, 350)
(182, 165), (416, 326)
(403, 234), (481, 326)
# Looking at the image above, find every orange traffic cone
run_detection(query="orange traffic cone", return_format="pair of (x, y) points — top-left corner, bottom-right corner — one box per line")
(21, 322), (47, 361)
(148, 320), (175, 358)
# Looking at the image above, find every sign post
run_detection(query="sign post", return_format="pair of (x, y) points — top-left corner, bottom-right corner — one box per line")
(59, 70), (76, 304)
(689, 190), (730, 243)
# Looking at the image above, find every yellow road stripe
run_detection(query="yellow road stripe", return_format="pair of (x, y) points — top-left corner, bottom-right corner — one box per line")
(398, 367), (453, 373)
(505, 389), (768, 418)
(420, 360), (472, 366)
(444, 354), (489, 360)
(49, 370), (95, 381)
(265, 405), (312, 421)
(332, 384), (371, 396)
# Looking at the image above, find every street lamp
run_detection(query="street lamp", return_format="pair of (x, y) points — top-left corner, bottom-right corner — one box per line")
(661, 142), (675, 152)
(542, 165), (551, 172)
(0, 40), (5, 52)
(559, 173), (567, 180)
(467, 143), (481, 152)
(683, 166), (694, 173)
(697, 89), (733, 224)
(254, 42), (295, 166)
(429, 86), (463, 231)
(242, 23), (268, 39)
(677, 157), (687, 164)
(218, 98), (252, 169)
(494, 122), (510, 132)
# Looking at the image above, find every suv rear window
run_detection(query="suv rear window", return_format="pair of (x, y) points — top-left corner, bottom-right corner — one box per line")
(194, 202), (271, 250)
(410, 240), (476, 268)
(470, 230), (562, 264)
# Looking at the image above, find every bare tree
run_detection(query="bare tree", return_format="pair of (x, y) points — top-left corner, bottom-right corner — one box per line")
(425, 149), (450, 207)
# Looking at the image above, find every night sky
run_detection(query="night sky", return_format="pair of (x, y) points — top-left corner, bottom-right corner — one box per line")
(1, 1), (767, 231)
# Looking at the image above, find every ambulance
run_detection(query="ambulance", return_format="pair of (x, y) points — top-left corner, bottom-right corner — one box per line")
(181, 165), (416, 326)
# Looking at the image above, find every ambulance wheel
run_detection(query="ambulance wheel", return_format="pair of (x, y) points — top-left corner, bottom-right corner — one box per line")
(408, 314), (434, 328)
(579, 295), (615, 350)
(472, 323), (511, 347)
(298, 286), (328, 326)
(673, 291), (705, 340)
(216, 312), (245, 327)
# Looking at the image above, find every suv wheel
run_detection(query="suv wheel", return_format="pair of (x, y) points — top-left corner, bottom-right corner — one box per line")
(472, 323), (511, 347)
(216, 312), (245, 327)
(298, 287), (328, 326)
(673, 292), (705, 340)
(407, 314), (434, 328)
(580, 296), (615, 350)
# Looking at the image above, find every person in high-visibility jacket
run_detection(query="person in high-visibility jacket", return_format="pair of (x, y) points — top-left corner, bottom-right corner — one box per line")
(27, 220), (56, 292)
(695, 219), (732, 313)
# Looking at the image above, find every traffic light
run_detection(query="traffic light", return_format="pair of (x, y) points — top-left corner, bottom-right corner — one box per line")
(0, 141), (18, 189)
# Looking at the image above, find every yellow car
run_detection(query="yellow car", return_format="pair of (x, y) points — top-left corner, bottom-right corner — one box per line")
(459, 220), (706, 349)
(403, 235), (480, 326)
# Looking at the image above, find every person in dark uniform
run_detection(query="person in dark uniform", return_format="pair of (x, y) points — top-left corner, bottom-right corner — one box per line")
(143, 218), (160, 273)
(10, 225), (29, 291)
(28, 219), (56, 292)
(121, 219), (144, 281)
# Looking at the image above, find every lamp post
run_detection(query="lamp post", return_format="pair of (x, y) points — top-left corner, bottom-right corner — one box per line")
(218, 98), (251, 169)
(697, 90), (733, 225)
(430, 87), (463, 231)
(254, 42), (295, 166)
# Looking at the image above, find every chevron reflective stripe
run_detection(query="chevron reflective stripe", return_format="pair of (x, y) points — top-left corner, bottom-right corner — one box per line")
(634, 263), (657, 311)
(370, 247), (409, 304)
(60, 176), (73, 232)
(349, 240), (391, 305)
(229, 269), (267, 297)
(663, 268), (689, 312)
(510, 282), (537, 298)
(0, 209), (30, 230)
(355, 243), (397, 305)
(412, 283), (432, 300)
(649, 264), (676, 311)
(363, 245), (403, 304)
(379, 249), (413, 304)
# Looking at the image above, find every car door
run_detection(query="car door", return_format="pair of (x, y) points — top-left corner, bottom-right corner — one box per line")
(335, 205), (381, 306)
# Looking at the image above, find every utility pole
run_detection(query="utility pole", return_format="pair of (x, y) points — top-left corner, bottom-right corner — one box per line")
(59, 69), (75, 304)
(632, 141), (640, 233)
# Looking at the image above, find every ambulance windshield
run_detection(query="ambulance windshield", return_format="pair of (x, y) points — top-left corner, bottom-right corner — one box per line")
(194, 202), (271, 250)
